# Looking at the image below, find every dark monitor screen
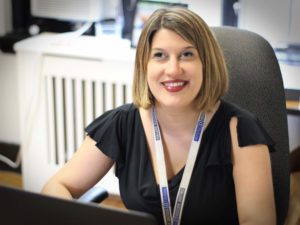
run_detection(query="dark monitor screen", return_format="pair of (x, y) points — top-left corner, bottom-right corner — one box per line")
(131, 0), (188, 47)
(0, 185), (157, 225)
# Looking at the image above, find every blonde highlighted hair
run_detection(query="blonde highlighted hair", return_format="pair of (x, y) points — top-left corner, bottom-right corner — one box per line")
(132, 7), (228, 112)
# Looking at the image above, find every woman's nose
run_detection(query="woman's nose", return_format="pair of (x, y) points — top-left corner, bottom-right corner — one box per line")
(165, 57), (182, 76)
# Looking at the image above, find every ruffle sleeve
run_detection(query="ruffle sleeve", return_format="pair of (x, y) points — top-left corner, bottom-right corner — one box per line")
(236, 112), (275, 149)
(85, 105), (129, 163)
(206, 100), (275, 167)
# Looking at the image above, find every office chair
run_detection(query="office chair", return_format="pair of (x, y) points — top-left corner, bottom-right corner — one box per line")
(211, 26), (290, 225)
(81, 26), (290, 224)
(78, 186), (108, 203)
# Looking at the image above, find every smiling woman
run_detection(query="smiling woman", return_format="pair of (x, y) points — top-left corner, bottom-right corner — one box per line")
(41, 7), (276, 225)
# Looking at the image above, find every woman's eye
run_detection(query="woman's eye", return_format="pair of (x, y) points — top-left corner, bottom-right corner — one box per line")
(153, 52), (166, 58)
(181, 51), (194, 58)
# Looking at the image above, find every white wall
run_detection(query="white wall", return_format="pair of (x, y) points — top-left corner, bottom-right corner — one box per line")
(237, 0), (291, 44)
(0, 52), (20, 144)
(237, 0), (300, 46)
(280, 64), (300, 90)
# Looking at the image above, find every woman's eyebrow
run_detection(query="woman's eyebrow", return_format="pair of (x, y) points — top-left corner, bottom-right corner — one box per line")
(183, 46), (196, 50)
(151, 48), (163, 51)
(151, 46), (196, 51)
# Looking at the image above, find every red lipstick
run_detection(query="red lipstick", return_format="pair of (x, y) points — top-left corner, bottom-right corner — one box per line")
(161, 79), (188, 92)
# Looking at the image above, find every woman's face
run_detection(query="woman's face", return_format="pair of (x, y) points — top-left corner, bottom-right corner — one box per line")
(147, 28), (203, 109)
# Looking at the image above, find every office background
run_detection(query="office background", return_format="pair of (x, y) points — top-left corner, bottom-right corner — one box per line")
(0, 0), (299, 172)
(0, 1), (299, 224)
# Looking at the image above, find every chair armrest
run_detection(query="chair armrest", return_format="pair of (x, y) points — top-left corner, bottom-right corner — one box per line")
(78, 186), (108, 203)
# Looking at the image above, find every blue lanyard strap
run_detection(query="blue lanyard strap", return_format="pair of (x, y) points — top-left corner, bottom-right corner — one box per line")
(152, 106), (206, 225)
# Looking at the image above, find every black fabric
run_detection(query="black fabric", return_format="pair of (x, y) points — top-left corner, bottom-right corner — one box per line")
(212, 27), (290, 225)
(85, 100), (275, 225)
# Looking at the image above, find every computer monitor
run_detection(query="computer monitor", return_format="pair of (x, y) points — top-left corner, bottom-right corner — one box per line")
(131, 0), (188, 47)
(0, 185), (157, 225)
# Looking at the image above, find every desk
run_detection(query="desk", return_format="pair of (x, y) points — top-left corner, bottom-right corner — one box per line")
(286, 101), (300, 116)
(285, 89), (300, 116)
(286, 100), (300, 152)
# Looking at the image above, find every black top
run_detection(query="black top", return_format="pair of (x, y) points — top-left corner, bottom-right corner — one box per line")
(85, 100), (275, 225)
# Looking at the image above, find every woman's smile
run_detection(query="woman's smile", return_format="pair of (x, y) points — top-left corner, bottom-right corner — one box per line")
(161, 79), (189, 92)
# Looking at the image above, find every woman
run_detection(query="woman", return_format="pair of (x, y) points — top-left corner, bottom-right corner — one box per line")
(42, 7), (276, 225)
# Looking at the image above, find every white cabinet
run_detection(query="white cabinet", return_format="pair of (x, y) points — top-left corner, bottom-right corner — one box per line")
(0, 53), (19, 144)
(14, 33), (135, 194)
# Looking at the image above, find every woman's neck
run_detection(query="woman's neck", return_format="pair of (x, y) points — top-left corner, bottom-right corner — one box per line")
(153, 101), (220, 135)
(154, 103), (200, 135)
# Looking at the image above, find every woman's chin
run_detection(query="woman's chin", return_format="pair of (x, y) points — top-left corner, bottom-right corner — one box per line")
(155, 100), (195, 110)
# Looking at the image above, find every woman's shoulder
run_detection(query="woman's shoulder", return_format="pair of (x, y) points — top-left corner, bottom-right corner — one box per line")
(96, 103), (138, 121)
(220, 99), (256, 119)
(107, 103), (138, 115)
(219, 99), (275, 148)
(85, 103), (139, 135)
(205, 99), (275, 166)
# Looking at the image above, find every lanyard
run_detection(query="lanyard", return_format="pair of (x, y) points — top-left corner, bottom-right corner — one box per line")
(152, 106), (206, 225)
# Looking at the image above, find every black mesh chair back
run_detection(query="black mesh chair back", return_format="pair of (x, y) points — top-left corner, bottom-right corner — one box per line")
(212, 26), (290, 225)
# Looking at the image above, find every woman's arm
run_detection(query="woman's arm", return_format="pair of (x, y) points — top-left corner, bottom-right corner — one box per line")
(41, 135), (114, 199)
(230, 117), (276, 225)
